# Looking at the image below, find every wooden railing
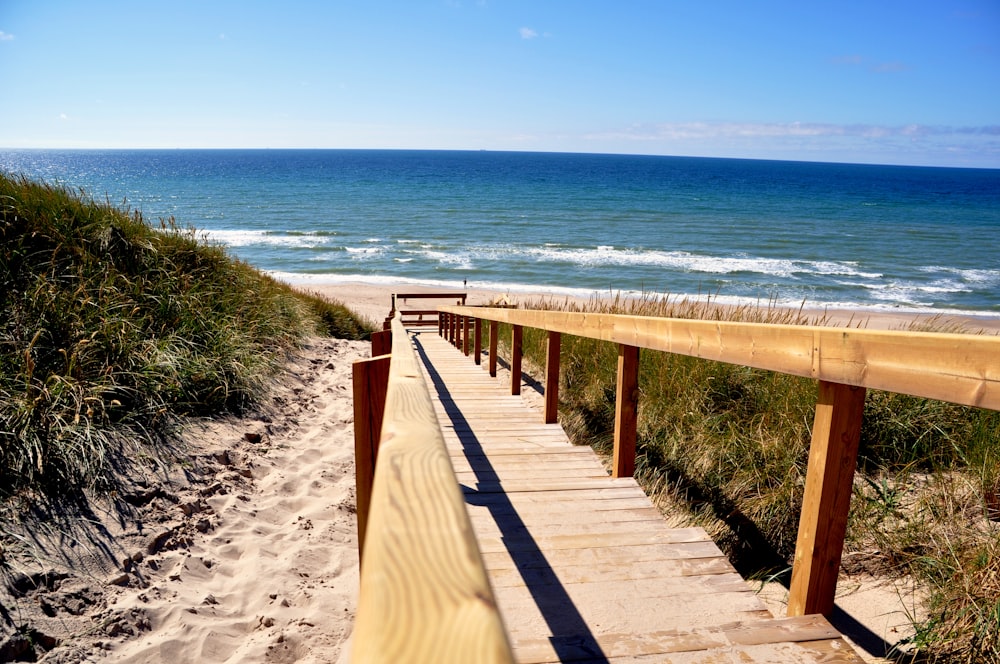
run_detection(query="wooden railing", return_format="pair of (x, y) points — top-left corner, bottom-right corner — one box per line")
(351, 312), (514, 664)
(436, 305), (1000, 617)
(385, 292), (467, 329)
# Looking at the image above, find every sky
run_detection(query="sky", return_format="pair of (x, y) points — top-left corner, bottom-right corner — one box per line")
(1, 1), (998, 167)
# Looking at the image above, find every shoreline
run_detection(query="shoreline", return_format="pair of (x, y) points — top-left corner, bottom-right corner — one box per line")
(292, 279), (1000, 333)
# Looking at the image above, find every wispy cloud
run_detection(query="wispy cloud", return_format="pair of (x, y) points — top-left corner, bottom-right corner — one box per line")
(519, 27), (538, 40)
(0, 31), (14, 41)
(588, 121), (1000, 142)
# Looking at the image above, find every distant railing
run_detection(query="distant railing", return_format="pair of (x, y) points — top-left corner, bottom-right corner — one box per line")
(351, 312), (514, 664)
(385, 292), (467, 329)
(436, 305), (1000, 617)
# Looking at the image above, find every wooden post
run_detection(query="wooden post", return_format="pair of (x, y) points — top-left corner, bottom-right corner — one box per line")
(474, 318), (483, 365)
(351, 354), (391, 563)
(438, 312), (445, 336)
(544, 331), (561, 424)
(371, 330), (391, 357)
(463, 316), (471, 356)
(613, 344), (640, 478)
(489, 321), (499, 377)
(788, 380), (866, 617)
(451, 312), (460, 347)
(511, 325), (523, 395)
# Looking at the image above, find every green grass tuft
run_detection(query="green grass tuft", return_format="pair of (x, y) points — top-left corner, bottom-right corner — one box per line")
(0, 173), (372, 499)
(503, 293), (999, 663)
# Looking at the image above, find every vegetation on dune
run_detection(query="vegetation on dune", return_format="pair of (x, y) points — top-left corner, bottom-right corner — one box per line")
(504, 294), (999, 663)
(0, 173), (372, 500)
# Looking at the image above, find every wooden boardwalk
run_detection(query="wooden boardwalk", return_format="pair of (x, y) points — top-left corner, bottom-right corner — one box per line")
(410, 328), (865, 664)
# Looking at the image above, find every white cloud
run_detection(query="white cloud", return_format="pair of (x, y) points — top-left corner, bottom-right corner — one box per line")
(0, 31), (14, 41)
(519, 27), (538, 40)
(586, 121), (989, 142)
(59, 113), (69, 121)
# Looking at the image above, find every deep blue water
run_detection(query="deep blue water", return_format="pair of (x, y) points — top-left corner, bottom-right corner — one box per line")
(2, 149), (999, 314)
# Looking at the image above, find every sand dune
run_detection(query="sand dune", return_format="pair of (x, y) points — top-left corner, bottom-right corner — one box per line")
(1, 337), (366, 663)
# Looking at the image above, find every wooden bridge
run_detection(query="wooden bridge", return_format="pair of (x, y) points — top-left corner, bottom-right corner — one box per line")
(350, 295), (1000, 663)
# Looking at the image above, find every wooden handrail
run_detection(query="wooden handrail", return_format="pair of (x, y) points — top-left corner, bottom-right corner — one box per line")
(352, 313), (514, 664)
(439, 306), (999, 409)
(437, 304), (1000, 617)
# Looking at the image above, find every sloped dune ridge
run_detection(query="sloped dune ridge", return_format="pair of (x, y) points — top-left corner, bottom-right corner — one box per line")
(1, 337), (367, 663)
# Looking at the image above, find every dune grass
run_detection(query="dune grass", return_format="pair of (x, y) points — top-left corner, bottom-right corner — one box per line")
(502, 293), (999, 663)
(0, 173), (372, 500)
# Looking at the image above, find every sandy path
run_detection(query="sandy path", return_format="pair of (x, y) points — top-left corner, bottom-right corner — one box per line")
(103, 337), (366, 663)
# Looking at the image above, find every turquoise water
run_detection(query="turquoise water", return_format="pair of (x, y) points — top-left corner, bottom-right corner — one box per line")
(2, 149), (998, 314)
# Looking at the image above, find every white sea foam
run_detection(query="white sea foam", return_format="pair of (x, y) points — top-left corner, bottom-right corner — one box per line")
(345, 246), (384, 256)
(200, 229), (328, 248)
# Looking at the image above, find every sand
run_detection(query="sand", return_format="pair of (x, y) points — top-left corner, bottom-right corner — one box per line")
(1, 337), (368, 663)
(3, 280), (993, 662)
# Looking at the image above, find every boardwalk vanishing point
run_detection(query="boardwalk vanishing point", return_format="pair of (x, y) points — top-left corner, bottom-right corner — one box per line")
(409, 326), (864, 663)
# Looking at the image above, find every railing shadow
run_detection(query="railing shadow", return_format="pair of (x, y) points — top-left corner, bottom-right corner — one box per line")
(412, 331), (609, 662)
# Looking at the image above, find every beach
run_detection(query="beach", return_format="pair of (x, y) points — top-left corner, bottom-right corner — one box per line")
(3, 281), (994, 662)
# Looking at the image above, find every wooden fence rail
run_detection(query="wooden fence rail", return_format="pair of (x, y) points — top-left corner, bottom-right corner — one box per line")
(351, 312), (514, 664)
(437, 305), (1000, 617)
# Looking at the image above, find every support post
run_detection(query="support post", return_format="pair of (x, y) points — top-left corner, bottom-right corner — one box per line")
(489, 321), (499, 377)
(351, 354), (391, 563)
(544, 331), (561, 424)
(474, 318), (483, 365)
(438, 312), (444, 336)
(613, 344), (640, 478)
(451, 312), (459, 347)
(463, 316), (471, 356)
(511, 325), (523, 395)
(371, 330), (391, 357)
(788, 380), (866, 617)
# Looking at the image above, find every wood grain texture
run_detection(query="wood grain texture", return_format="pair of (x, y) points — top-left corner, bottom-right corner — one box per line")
(438, 306), (1000, 409)
(788, 381), (866, 617)
(351, 354), (390, 562)
(352, 315), (514, 664)
(544, 331), (561, 424)
(612, 344), (639, 478)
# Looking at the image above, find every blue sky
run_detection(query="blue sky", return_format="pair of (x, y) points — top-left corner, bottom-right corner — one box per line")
(1, 1), (998, 167)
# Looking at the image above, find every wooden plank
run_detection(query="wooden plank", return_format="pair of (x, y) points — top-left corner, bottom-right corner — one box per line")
(511, 615), (860, 664)
(486, 556), (736, 587)
(439, 305), (1000, 410)
(474, 527), (711, 554)
(352, 315), (514, 664)
(612, 344), (639, 478)
(788, 380), (866, 617)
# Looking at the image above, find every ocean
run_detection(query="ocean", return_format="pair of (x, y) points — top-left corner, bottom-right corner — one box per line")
(2, 149), (998, 315)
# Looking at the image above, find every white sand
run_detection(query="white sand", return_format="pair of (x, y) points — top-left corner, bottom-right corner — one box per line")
(1, 337), (367, 662)
(109, 337), (367, 663)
